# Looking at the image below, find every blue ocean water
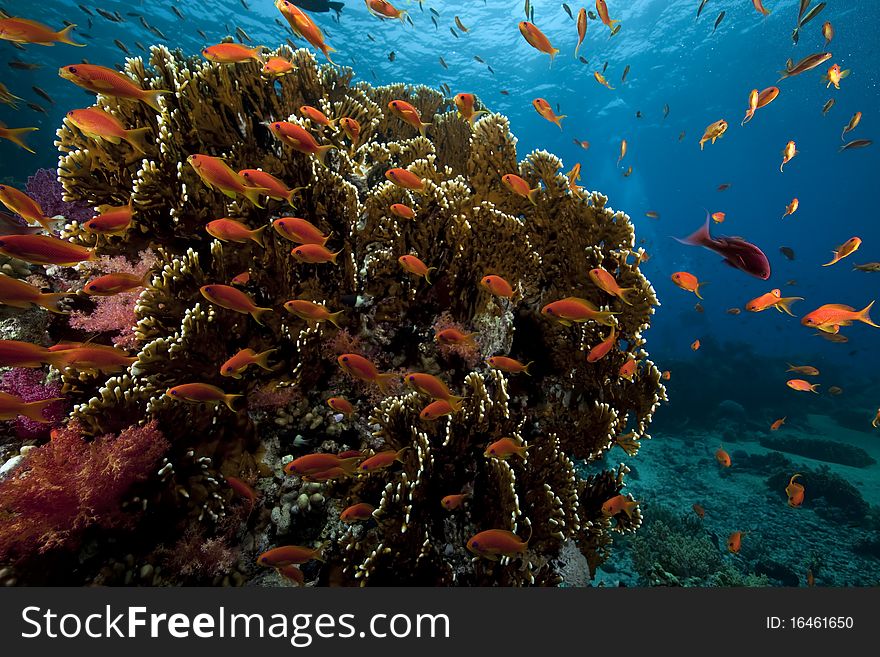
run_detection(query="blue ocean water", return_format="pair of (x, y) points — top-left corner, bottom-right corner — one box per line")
(1, 0), (878, 585)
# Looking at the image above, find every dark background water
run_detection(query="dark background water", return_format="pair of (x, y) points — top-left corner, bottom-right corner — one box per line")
(1, 0), (877, 420)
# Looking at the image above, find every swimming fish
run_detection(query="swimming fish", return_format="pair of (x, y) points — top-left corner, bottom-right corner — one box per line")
(385, 168), (426, 191)
(532, 98), (565, 129)
(291, 243), (341, 264)
(692, 503), (705, 519)
(0, 273), (71, 312)
(441, 494), (468, 511)
(486, 356), (532, 375)
(727, 531), (746, 553)
(0, 391), (61, 422)
(602, 494), (638, 519)
(388, 99), (431, 136)
(671, 272), (707, 299)
(780, 246), (795, 260)
(839, 139), (873, 152)
(338, 353), (396, 392)
(778, 52), (832, 81)
(770, 417), (786, 431)
(0, 123), (37, 153)
(275, 0), (335, 63)
(841, 112), (862, 141)
(822, 236), (861, 266)
(390, 203), (415, 220)
(751, 0), (770, 16)
(675, 213), (771, 279)
(66, 107), (150, 153)
(745, 289), (803, 316)
(786, 474), (805, 508)
(267, 121), (336, 166)
(586, 326), (617, 362)
(574, 8), (586, 58)
(822, 98), (835, 115)
(239, 169), (303, 206)
(262, 56), (296, 77)
(779, 140), (799, 172)
(802, 302), (878, 333)
(187, 155), (270, 207)
(220, 348), (277, 378)
(711, 212), (725, 223)
(166, 383), (242, 411)
(419, 399), (457, 420)
(712, 11), (725, 33)
(59, 64), (168, 111)
(518, 22), (559, 64)
(358, 448), (408, 472)
(0, 234), (94, 265)
(466, 529), (529, 560)
(340, 502), (375, 523)
(852, 262), (880, 272)
(781, 198), (799, 219)
(0, 17), (85, 46)
(822, 63), (850, 90)
(595, 0), (618, 29)
(284, 299), (343, 327)
(272, 217), (331, 245)
(787, 379), (820, 393)
(742, 87), (779, 125)
(822, 21), (834, 47)
(399, 255), (435, 283)
(480, 274), (515, 299)
(645, 211), (659, 219)
(691, 339), (701, 351)
(83, 272), (148, 296)
(285, 453), (360, 477)
(0, 184), (58, 230)
(199, 284), (272, 324)
(589, 267), (636, 305)
(435, 327), (477, 347)
(484, 437), (528, 461)
(501, 173), (540, 204)
(787, 364), (819, 376)
(257, 545), (324, 567)
(715, 447), (731, 467)
(699, 119), (727, 149)
(83, 202), (134, 236)
(593, 71), (614, 89)
(541, 296), (619, 327)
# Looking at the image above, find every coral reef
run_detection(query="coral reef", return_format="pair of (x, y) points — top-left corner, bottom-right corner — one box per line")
(0, 44), (663, 585)
(759, 435), (876, 468)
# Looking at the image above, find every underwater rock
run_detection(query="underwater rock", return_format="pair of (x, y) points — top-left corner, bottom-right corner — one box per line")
(759, 436), (876, 468)
(766, 466), (870, 522)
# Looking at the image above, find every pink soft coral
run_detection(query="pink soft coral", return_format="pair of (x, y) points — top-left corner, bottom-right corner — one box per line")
(68, 250), (157, 348)
(0, 369), (67, 440)
(0, 420), (169, 563)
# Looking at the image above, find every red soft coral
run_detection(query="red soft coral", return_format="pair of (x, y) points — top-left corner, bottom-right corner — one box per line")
(0, 420), (170, 563)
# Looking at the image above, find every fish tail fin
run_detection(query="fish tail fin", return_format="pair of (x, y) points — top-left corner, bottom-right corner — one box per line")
(447, 395), (465, 412)
(327, 310), (344, 328)
(555, 115), (566, 129)
(323, 47), (336, 65)
(286, 186), (306, 207)
(250, 306), (272, 326)
(223, 394), (245, 412)
(675, 213), (712, 247)
(395, 447), (410, 463)
(329, 248), (343, 265)
(338, 457), (362, 475)
(695, 281), (709, 300)
(523, 361), (534, 376)
(2, 126), (38, 153)
(140, 89), (169, 113)
(315, 144), (335, 167)
(418, 121), (432, 137)
(375, 372), (397, 394)
(776, 297), (804, 317)
(549, 49), (559, 68)
(241, 185), (270, 208)
(36, 291), (72, 313)
(469, 110), (488, 126)
(857, 300), (879, 328)
(425, 266), (436, 285)
(57, 24), (86, 47)
(810, 384), (821, 394)
(123, 126), (151, 154)
(527, 187), (540, 205)
(822, 252), (840, 267)
(21, 397), (63, 423)
(254, 348), (278, 371)
(251, 224), (267, 247)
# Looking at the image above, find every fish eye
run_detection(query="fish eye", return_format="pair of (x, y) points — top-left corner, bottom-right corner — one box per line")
(224, 366), (232, 372)
(69, 66), (77, 73)
(342, 356), (348, 362)
(170, 390), (178, 396)
(88, 284), (97, 290)
(472, 541), (479, 548)
(489, 448), (495, 454)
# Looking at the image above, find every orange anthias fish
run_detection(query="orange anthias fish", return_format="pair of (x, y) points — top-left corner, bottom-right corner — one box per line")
(239, 170), (302, 206)
(257, 545), (324, 567)
(277, 564), (305, 585)
(399, 255), (435, 283)
(841, 112), (862, 141)
(771, 417), (786, 431)
(618, 357), (637, 382)
(566, 163), (583, 198)
(699, 119), (728, 150)
(587, 326), (617, 362)
(480, 274), (514, 299)
(822, 21), (834, 48)
(405, 372), (464, 410)
(187, 155), (270, 207)
(595, 0), (619, 29)
(691, 339), (701, 351)
(284, 299), (343, 327)
(822, 237), (861, 266)
(788, 364), (819, 376)
(745, 289), (803, 316)
(487, 356), (532, 375)
(741, 89), (759, 126)
(0, 340), (66, 368)
(0, 17), (85, 46)
(338, 117), (361, 147)
(166, 383), (242, 411)
(715, 447), (731, 467)
(618, 139), (627, 165)
(780, 140), (798, 172)
(593, 71), (614, 89)
(291, 243), (341, 264)
(275, 0), (335, 63)
(711, 212), (726, 223)
(388, 99), (432, 136)
(272, 217), (331, 245)
(358, 448), (408, 472)
(0, 273), (70, 312)
(285, 453), (360, 477)
(0, 184), (56, 230)
(199, 284), (272, 325)
(0, 391), (61, 422)
(441, 493), (468, 511)
(751, 0), (771, 17)
(453, 93), (488, 126)
(781, 198), (799, 219)
(385, 168), (426, 191)
(435, 327), (477, 346)
(872, 408), (880, 429)
(268, 121), (336, 166)
(787, 379), (820, 393)
(0, 234), (94, 266)
(589, 267), (636, 305)
(0, 123), (38, 153)
(484, 437), (529, 461)
(206, 218), (266, 246)
(59, 64), (169, 112)
(220, 347), (277, 378)
(390, 203), (415, 219)
(201, 43), (264, 64)
(602, 494), (638, 519)
(340, 502), (376, 523)
(741, 87), (779, 125)
(532, 98), (565, 129)
(83, 201), (135, 236)
(574, 8), (587, 58)
(52, 344), (137, 372)
(692, 503), (705, 519)
(84, 272), (147, 296)
(501, 173), (540, 204)
(518, 22), (559, 64)
(262, 56), (295, 77)
(786, 474), (805, 508)
(365, 0), (407, 22)
(226, 476), (258, 506)
(823, 63), (850, 90)
(801, 301), (878, 332)
(727, 531), (747, 553)
(671, 271), (707, 299)
(541, 297), (619, 327)
(338, 353), (396, 392)
(467, 529), (529, 560)
(419, 399), (456, 420)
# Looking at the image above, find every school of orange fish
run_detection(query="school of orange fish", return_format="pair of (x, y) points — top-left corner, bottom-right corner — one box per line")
(0, 0), (877, 582)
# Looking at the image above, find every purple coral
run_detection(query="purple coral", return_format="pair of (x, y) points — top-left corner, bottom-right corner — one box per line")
(0, 368), (66, 440)
(24, 168), (92, 224)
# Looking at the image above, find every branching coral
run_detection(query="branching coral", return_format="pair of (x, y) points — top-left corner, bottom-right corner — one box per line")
(1, 42), (663, 585)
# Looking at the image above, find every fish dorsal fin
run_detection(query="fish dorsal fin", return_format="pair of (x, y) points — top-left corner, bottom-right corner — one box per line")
(824, 303), (855, 311)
